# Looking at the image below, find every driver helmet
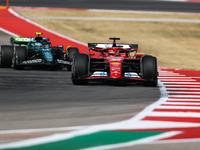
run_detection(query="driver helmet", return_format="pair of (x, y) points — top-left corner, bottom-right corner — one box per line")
(108, 50), (115, 56)
(35, 42), (42, 48)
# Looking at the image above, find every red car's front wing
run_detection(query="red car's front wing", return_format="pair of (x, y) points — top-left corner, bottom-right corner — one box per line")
(82, 76), (148, 81)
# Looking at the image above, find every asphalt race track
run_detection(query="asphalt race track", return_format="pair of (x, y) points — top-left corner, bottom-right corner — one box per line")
(1, 0), (200, 13)
(0, 66), (160, 130)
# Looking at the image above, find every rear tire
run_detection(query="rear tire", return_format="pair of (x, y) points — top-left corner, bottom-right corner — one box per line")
(0, 45), (14, 68)
(13, 46), (27, 70)
(141, 55), (157, 87)
(71, 53), (88, 85)
(66, 47), (79, 71)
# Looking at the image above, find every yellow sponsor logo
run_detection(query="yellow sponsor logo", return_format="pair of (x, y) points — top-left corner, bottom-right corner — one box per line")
(112, 62), (120, 65)
(35, 32), (43, 35)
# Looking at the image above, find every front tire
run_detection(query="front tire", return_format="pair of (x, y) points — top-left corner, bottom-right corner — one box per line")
(71, 53), (88, 85)
(66, 47), (79, 71)
(0, 45), (14, 68)
(141, 55), (157, 87)
(13, 46), (27, 70)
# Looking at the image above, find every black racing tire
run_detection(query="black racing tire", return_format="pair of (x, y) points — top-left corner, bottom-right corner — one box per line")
(0, 45), (14, 68)
(141, 55), (158, 87)
(66, 47), (79, 71)
(13, 46), (27, 70)
(71, 53), (88, 85)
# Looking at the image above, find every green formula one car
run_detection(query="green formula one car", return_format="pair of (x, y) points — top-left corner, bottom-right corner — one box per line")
(0, 32), (74, 70)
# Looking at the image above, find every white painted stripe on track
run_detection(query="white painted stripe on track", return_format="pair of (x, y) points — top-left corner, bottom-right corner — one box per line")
(0, 126), (86, 135)
(168, 95), (200, 98)
(168, 91), (200, 94)
(160, 78), (197, 81)
(160, 79), (196, 81)
(159, 77), (196, 80)
(163, 102), (200, 105)
(159, 75), (186, 77)
(160, 77), (195, 79)
(159, 74), (185, 76)
(147, 112), (200, 118)
(156, 105), (200, 109)
(26, 17), (200, 23)
(158, 77), (196, 79)
(159, 72), (182, 73)
(167, 99), (200, 101)
(87, 9), (200, 15)
(166, 88), (200, 90)
(165, 85), (200, 87)
(162, 82), (200, 84)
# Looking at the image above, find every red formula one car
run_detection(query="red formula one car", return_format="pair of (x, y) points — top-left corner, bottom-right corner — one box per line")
(71, 38), (158, 86)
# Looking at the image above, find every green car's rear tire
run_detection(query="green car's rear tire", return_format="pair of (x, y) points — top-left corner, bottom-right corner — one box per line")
(0, 45), (14, 68)
(13, 46), (27, 70)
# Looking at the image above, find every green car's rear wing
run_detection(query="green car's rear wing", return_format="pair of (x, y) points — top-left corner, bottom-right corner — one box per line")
(10, 37), (50, 45)
(10, 37), (34, 45)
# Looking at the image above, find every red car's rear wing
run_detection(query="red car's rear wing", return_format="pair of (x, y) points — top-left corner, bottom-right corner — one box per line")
(88, 43), (138, 51)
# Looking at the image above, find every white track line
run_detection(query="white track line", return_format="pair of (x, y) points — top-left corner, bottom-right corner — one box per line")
(87, 8), (200, 15)
(167, 99), (200, 101)
(156, 105), (200, 109)
(26, 17), (200, 23)
(168, 95), (200, 98)
(159, 74), (185, 76)
(166, 88), (200, 90)
(158, 77), (197, 79)
(0, 126), (86, 135)
(168, 91), (200, 94)
(165, 85), (200, 87)
(162, 82), (200, 84)
(163, 102), (200, 105)
(160, 79), (197, 81)
(147, 112), (200, 118)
